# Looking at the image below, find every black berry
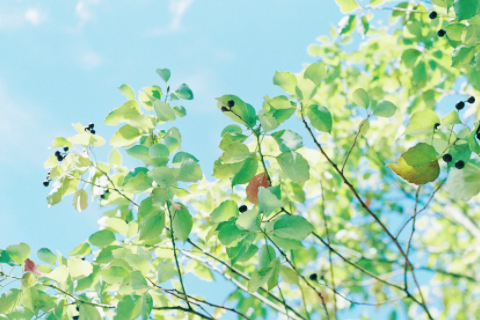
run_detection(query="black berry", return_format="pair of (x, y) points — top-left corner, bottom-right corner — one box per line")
(221, 106), (229, 112)
(64, 146), (69, 152)
(81, 257), (86, 261)
(54, 151), (61, 157)
(309, 273), (318, 281)
(105, 189), (110, 194)
(227, 100), (235, 108)
(88, 123), (94, 129)
(239, 205), (248, 213)
(455, 160), (465, 169)
(429, 11), (437, 19)
(57, 155), (64, 161)
(43, 180), (49, 187)
(73, 315), (79, 320)
(100, 194), (105, 199)
(468, 96), (476, 104)
(76, 305), (80, 312)
(434, 123), (440, 130)
(477, 132), (480, 140)
(437, 29), (446, 37)
(443, 154), (453, 163)
(456, 101), (465, 110)
(84, 127), (89, 132)
(90, 130), (96, 135)
(47, 172), (50, 176)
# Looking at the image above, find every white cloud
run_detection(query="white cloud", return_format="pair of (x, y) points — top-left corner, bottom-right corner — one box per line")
(24, 8), (45, 26)
(0, 7), (46, 29)
(75, 0), (100, 26)
(79, 49), (102, 70)
(149, 0), (195, 35)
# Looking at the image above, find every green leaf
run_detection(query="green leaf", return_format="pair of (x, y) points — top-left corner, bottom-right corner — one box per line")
(37, 248), (57, 266)
(175, 83), (194, 100)
(104, 101), (141, 125)
(106, 218), (128, 236)
(178, 159), (202, 182)
(352, 88), (370, 108)
(118, 84), (136, 100)
(285, 182), (306, 203)
(258, 188), (283, 215)
(51, 137), (73, 149)
(222, 142), (250, 163)
(216, 95), (257, 128)
(129, 115), (156, 131)
(218, 221), (249, 247)
(306, 105), (333, 133)
(46, 265), (68, 284)
(339, 15), (357, 35)
(88, 230), (116, 248)
(280, 265), (299, 285)
(157, 259), (175, 283)
(273, 216), (314, 240)
(247, 258), (279, 292)
(335, 0), (358, 13)
(264, 95), (296, 124)
(276, 152), (310, 184)
(271, 235), (304, 250)
(156, 68), (171, 82)
(273, 71), (297, 94)
(445, 23), (466, 41)
(295, 79), (317, 102)
(114, 295), (140, 320)
(304, 62), (327, 85)
(173, 105), (186, 117)
(6, 243), (30, 265)
(44, 155), (59, 169)
(101, 265), (130, 285)
(272, 130), (303, 152)
(109, 148), (122, 166)
(404, 110), (440, 136)
(232, 158), (258, 187)
(388, 143), (440, 185)
(236, 209), (259, 231)
(0, 289), (23, 314)
(72, 189), (88, 212)
(453, 0), (478, 20)
(79, 303), (101, 320)
(149, 144), (170, 159)
(148, 167), (179, 188)
(452, 45), (474, 67)
(373, 101), (397, 117)
(442, 110), (461, 125)
(172, 152), (199, 166)
(69, 242), (92, 257)
(463, 25), (480, 47)
(258, 245), (276, 269)
(125, 254), (151, 275)
(258, 110), (280, 132)
(211, 200), (239, 223)
(139, 211), (165, 241)
(172, 208), (193, 242)
(445, 158), (480, 200)
(110, 124), (142, 147)
(67, 258), (93, 280)
(123, 172), (153, 193)
(154, 101), (176, 122)
(401, 49), (422, 68)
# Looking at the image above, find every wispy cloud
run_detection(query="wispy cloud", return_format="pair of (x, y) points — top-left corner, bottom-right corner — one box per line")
(149, 0), (195, 35)
(0, 7), (46, 29)
(78, 48), (102, 70)
(75, 0), (100, 27)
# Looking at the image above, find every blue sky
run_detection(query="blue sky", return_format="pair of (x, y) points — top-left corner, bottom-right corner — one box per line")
(0, 1), (412, 318)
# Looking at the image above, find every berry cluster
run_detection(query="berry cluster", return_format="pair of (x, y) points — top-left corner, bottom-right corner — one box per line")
(221, 100), (235, 112)
(455, 96), (475, 111)
(443, 154), (465, 169)
(43, 145), (69, 187)
(239, 204), (248, 213)
(84, 123), (95, 135)
(72, 305), (80, 319)
(100, 189), (110, 199)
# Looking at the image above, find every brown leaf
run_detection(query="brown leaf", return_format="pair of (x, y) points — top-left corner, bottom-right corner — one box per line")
(24, 258), (43, 276)
(246, 172), (269, 204)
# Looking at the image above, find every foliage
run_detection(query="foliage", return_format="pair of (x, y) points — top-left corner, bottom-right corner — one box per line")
(2, 1), (480, 320)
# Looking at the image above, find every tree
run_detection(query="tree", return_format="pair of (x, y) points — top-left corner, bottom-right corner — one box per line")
(1, 1), (480, 319)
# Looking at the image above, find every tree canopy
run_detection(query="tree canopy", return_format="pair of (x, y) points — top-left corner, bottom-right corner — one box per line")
(2, 1), (480, 319)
